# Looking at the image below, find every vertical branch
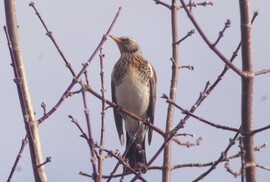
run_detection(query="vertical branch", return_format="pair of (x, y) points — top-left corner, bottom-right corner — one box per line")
(98, 48), (106, 181)
(162, 0), (179, 181)
(239, 0), (256, 181)
(4, 0), (47, 181)
(81, 88), (98, 181)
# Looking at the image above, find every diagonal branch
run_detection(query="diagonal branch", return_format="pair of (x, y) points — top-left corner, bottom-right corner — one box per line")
(37, 7), (122, 124)
(29, 2), (76, 77)
(179, 0), (244, 76)
(162, 94), (240, 133)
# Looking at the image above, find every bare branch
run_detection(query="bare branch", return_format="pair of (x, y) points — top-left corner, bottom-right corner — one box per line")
(162, 94), (240, 132)
(178, 65), (194, 70)
(4, 1), (47, 180)
(29, 2), (76, 77)
(179, 0), (243, 76)
(254, 143), (267, 151)
(173, 136), (202, 148)
(85, 86), (165, 136)
(153, 0), (171, 9)
(255, 69), (270, 76)
(162, 1), (180, 181)
(81, 86), (98, 181)
(252, 123), (270, 134)
(256, 163), (270, 171)
(37, 157), (52, 168)
(37, 7), (121, 124)
(212, 19), (231, 47)
(175, 29), (195, 45)
(239, 0), (257, 180)
(7, 137), (28, 182)
(97, 47), (106, 181)
(193, 133), (241, 181)
(224, 162), (241, 177)
(178, 1), (214, 9)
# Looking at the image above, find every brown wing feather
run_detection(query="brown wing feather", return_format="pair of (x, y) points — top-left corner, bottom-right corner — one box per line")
(148, 64), (157, 145)
(111, 80), (125, 146)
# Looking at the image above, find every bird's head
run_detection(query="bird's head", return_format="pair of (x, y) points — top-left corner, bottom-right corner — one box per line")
(110, 35), (143, 55)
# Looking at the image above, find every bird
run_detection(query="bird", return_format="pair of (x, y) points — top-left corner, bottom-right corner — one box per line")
(110, 35), (156, 170)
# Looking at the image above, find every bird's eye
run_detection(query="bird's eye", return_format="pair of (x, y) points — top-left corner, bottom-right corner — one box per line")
(123, 38), (130, 44)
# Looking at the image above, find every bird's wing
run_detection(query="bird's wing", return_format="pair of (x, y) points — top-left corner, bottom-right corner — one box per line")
(111, 80), (125, 146)
(148, 64), (157, 145)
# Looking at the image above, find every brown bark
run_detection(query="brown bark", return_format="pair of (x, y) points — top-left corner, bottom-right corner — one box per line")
(162, 0), (179, 181)
(239, 0), (257, 181)
(4, 0), (47, 181)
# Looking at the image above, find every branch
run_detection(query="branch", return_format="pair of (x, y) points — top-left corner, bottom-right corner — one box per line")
(255, 69), (270, 76)
(174, 29), (195, 45)
(4, 1), (47, 180)
(252, 124), (270, 134)
(85, 86), (165, 136)
(178, 1), (214, 10)
(162, 0), (180, 181)
(162, 94), (240, 133)
(7, 137), (28, 182)
(81, 86), (98, 181)
(29, 2), (76, 77)
(153, 0), (171, 9)
(212, 19), (231, 47)
(179, 0), (243, 76)
(193, 131), (241, 181)
(37, 7), (121, 124)
(97, 48), (106, 181)
(239, 0), (256, 180)
(69, 116), (146, 181)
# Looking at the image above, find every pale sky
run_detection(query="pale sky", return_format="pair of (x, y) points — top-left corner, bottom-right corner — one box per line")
(1, 1), (270, 181)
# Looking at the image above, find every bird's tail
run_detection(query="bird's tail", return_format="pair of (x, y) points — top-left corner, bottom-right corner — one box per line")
(126, 133), (146, 169)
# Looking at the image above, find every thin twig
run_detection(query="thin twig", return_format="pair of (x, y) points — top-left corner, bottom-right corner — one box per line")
(172, 136), (202, 148)
(193, 131), (241, 181)
(98, 47), (106, 181)
(37, 157), (52, 168)
(37, 7), (122, 124)
(29, 2), (76, 77)
(212, 19), (231, 47)
(177, 1), (214, 9)
(7, 137), (28, 182)
(85, 86), (165, 137)
(256, 163), (270, 171)
(175, 29), (195, 45)
(107, 125), (143, 181)
(81, 86), (98, 181)
(162, 94), (240, 133)
(224, 162), (241, 177)
(255, 69), (270, 76)
(69, 116), (146, 181)
(153, 0), (171, 9)
(179, 0), (243, 76)
(178, 65), (194, 70)
(254, 143), (267, 151)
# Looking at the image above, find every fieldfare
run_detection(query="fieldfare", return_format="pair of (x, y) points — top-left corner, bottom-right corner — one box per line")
(110, 36), (157, 169)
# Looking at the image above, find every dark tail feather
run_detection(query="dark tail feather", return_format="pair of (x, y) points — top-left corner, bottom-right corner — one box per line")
(126, 133), (146, 169)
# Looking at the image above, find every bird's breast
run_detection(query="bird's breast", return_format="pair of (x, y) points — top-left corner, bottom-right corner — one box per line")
(114, 69), (150, 117)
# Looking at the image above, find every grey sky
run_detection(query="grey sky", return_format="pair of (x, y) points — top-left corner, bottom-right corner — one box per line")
(1, 1), (270, 181)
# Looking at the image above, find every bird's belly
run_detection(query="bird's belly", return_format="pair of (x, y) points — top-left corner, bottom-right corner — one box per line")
(115, 73), (149, 116)
(115, 73), (149, 141)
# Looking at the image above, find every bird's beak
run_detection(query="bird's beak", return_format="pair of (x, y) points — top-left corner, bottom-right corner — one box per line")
(110, 35), (122, 43)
